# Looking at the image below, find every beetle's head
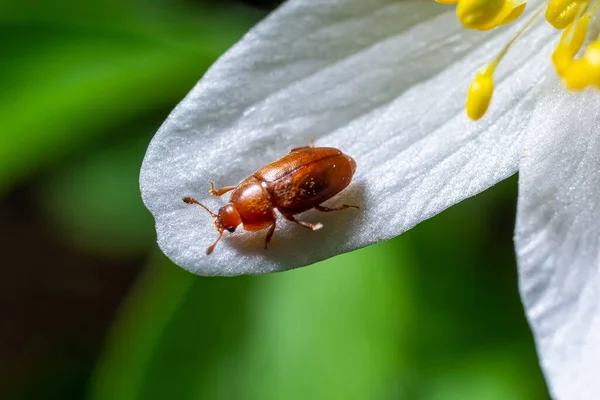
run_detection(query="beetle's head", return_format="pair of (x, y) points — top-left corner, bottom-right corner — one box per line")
(215, 204), (242, 233)
(182, 197), (241, 255)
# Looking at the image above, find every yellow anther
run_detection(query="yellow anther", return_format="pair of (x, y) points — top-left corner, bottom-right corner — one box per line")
(466, 66), (495, 120)
(552, 1), (596, 77)
(553, 43), (576, 75)
(564, 59), (592, 89)
(561, 14), (590, 52)
(552, 4), (591, 75)
(545, 0), (589, 29)
(464, 4), (545, 120)
(476, 0), (527, 30)
(435, 0), (459, 4)
(497, 1), (527, 25)
(457, 0), (506, 29)
(564, 41), (600, 89)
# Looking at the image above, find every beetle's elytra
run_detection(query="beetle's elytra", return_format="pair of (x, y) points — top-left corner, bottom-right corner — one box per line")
(183, 143), (358, 254)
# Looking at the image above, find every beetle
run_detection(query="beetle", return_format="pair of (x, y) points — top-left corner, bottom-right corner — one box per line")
(183, 142), (358, 255)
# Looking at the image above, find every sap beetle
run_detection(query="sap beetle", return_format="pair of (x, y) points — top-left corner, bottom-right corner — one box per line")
(183, 142), (358, 254)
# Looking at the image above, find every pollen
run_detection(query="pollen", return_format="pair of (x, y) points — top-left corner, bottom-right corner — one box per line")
(437, 0), (600, 119)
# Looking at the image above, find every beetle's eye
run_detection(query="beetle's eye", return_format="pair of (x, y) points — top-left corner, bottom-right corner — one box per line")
(227, 227), (236, 233)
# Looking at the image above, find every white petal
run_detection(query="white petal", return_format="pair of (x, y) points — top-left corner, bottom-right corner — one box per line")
(140, 0), (557, 275)
(515, 80), (600, 399)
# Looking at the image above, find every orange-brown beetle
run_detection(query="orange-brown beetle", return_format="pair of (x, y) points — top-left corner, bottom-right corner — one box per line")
(183, 143), (358, 254)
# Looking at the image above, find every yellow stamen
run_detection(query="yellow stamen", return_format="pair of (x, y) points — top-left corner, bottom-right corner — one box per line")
(553, 43), (576, 75)
(466, 66), (495, 120)
(564, 41), (600, 89)
(552, 2), (592, 75)
(465, 5), (545, 120)
(545, 0), (589, 29)
(457, 0), (506, 28)
(439, 0), (600, 120)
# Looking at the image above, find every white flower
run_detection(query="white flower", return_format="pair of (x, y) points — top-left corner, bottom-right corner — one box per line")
(140, 0), (600, 398)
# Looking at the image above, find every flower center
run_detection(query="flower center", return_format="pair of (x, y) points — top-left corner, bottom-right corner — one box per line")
(436, 0), (600, 120)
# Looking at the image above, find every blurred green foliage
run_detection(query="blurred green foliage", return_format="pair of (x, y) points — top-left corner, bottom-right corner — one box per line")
(0, 0), (261, 195)
(87, 177), (549, 400)
(1, 1), (549, 399)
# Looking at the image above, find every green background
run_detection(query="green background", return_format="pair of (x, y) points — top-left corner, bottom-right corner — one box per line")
(0, 1), (550, 399)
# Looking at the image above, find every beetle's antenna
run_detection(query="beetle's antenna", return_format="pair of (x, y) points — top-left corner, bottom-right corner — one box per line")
(183, 197), (217, 218)
(206, 230), (224, 255)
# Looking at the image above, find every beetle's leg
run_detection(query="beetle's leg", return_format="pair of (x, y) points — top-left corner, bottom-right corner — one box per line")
(314, 204), (359, 212)
(209, 181), (236, 196)
(289, 136), (316, 152)
(206, 230), (224, 255)
(264, 222), (277, 250)
(283, 213), (323, 231)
